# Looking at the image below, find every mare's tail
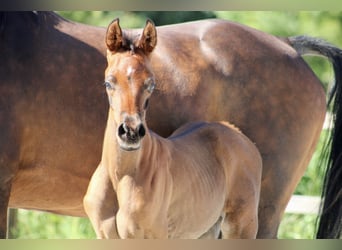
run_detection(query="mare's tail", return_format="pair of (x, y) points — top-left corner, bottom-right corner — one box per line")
(289, 35), (342, 239)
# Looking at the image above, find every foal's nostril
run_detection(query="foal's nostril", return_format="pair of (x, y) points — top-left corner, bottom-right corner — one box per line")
(118, 123), (127, 136)
(138, 124), (146, 137)
(118, 123), (145, 140)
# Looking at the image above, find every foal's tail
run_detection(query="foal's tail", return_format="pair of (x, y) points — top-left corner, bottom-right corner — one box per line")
(289, 35), (342, 239)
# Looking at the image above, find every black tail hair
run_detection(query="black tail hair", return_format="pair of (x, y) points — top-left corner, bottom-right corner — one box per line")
(289, 35), (342, 239)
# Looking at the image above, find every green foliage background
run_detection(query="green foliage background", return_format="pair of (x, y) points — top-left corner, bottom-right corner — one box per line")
(9, 11), (342, 239)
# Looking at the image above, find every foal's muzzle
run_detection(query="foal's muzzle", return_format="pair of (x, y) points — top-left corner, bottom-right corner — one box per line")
(117, 117), (146, 151)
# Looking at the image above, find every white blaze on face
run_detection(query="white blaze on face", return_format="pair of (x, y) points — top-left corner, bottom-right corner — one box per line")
(126, 66), (134, 82)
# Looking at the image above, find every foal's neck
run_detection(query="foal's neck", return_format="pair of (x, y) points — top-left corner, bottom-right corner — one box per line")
(104, 110), (158, 179)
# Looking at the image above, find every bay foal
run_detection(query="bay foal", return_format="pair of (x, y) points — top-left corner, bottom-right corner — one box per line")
(84, 19), (262, 239)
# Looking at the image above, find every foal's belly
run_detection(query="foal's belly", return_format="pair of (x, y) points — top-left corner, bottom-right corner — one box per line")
(166, 170), (226, 239)
(167, 195), (225, 238)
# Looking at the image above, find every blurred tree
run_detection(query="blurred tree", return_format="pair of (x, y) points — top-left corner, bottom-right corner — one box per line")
(131, 11), (216, 25)
(57, 11), (342, 45)
(57, 11), (216, 27)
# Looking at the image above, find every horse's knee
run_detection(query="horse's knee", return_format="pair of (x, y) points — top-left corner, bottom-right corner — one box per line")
(83, 193), (96, 217)
(116, 209), (144, 239)
(84, 195), (120, 239)
(220, 211), (258, 239)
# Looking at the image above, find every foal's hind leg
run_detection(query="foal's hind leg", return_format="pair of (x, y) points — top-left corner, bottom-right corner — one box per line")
(220, 181), (260, 239)
(84, 163), (119, 239)
(220, 210), (258, 239)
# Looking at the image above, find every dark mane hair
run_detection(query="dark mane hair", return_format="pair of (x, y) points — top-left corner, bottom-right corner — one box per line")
(0, 12), (65, 61)
(0, 11), (66, 36)
(0, 11), (39, 34)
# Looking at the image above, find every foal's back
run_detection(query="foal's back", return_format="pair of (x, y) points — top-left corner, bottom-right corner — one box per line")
(166, 121), (262, 238)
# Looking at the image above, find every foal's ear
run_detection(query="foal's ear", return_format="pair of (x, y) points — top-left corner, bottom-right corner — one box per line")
(106, 18), (123, 52)
(136, 19), (157, 54)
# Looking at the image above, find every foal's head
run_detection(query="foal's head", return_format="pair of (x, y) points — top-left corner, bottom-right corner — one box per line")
(104, 18), (157, 151)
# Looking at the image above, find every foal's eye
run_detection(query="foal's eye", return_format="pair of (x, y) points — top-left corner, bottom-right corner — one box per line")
(104, 81), (114, 90)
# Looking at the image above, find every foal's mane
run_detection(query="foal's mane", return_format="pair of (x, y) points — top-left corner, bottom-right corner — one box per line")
(109, 25), (151, 55)
(118, 30), (143, 54)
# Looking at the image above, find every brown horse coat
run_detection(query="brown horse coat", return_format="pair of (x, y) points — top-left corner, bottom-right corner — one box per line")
(1, 12), (341, 238)
(83, 19), (262, 238)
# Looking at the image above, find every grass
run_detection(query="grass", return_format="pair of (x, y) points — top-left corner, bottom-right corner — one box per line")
(10, 211), (318, 239)
(9, 210), (95, 239)
(278, 214), (318, 239)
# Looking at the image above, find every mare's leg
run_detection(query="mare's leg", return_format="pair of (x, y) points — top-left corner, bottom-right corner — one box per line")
(0, 175), (13, 238)
(0, 117), (19, 238)
(256, 141), (320, 238)
(83, 163), (119, 239)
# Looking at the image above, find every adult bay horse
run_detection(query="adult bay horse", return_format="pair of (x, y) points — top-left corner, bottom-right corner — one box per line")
(83, 19), (262, 239)
(0, 11), (341, 238)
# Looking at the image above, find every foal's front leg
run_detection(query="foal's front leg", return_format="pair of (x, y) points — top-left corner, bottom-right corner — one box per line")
(115, 175), (169, 239)
(115, 175), (145, 239)
(83, 163), (119, 239)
